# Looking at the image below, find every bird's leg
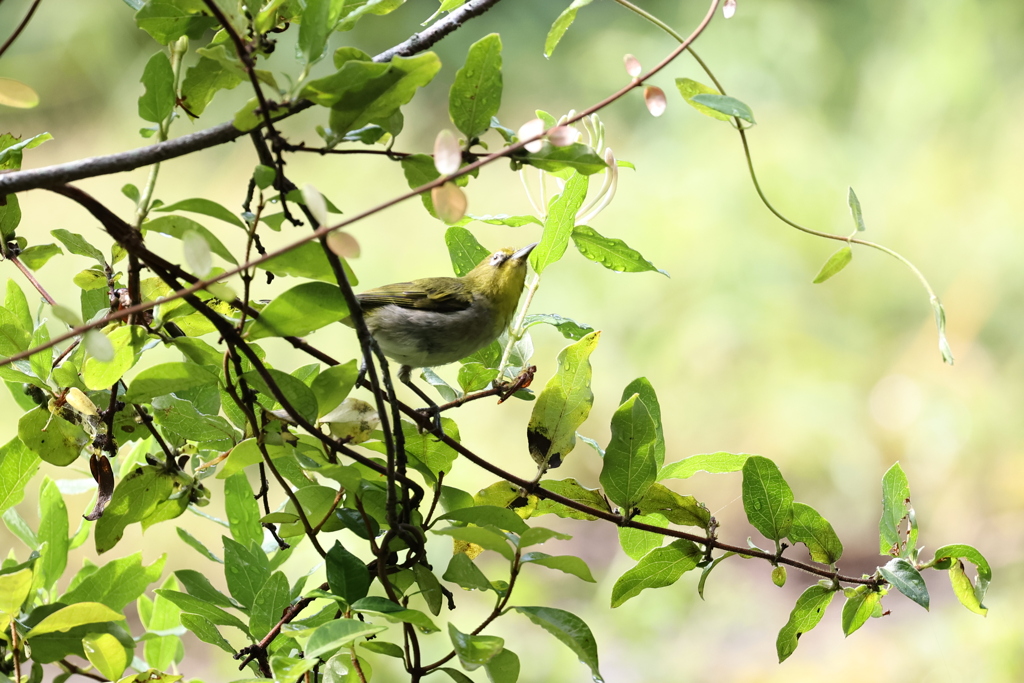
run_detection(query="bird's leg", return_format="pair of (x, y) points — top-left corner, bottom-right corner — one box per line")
(399, 365), (442, 432)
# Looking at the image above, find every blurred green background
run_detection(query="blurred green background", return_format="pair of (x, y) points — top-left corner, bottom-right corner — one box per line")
(2, 0), (1023, 680)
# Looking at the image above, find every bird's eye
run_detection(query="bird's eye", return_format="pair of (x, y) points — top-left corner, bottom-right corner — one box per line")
(490, 253), (507, 265)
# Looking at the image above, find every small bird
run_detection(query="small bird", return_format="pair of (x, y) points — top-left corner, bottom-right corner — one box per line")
(344, 243), (537, 425)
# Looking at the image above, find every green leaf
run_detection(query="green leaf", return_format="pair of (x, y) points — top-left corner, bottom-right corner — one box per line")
(526, 331), (600, 469)
(512, 606), (602, 682)
(448, 622), (504, 671)
(176, 527), (223, 563)
(776, 585), (835, 662)
(50, 229), (106, 263)
(19, 244), (62, 270)
(180, 613), (236, 655)
(0, 194), (21, 238)
(82, 325), (147, 390)
(151, 394), (239, 448)
(618, 513), (666, 561)
(879, 558), (928, 610)
(6, 280), (31, 331)
(0, 131), (53, 171)
(531, 172), (587, 274)
(620, 378), (664, 468)
(26, 602), (125, 638)
(433, 526), (515, 561)
(61, 552), (166, 611)
(787, 502), (843, 564)
(659, 452), (750, 480)
(599, 394), (658, 510)
(144, 215), (238, 264)
(37, 478), (69, 592)
(138, 51), (176, 123)
(29, 323), (52, 383)
(544, 0), (595, 58)
(440, 505), (529, 534)
(259, 241), (357, 285)
(928, 544), (990, 615)
(610, 539), (702, 607)
(351, 596), (439, 633)
(224, 473), (263, 551)
(305, 618), (386, 659)
(847, 187), (866, 232)
(248, 282), (349, 340)
(445, 226), (489, 277)
(690, 94), (756, 124)
(674, 78), (732, 122)
(442, 552), (490, 592)
(249, 571), (291, 640)
(841, 587), (881, 636)
(155, 198), (246, 229)
(634, 483), (710, 529)
(401, 153), (441, 216)
(334, 0), (406, 32)
(450, 33), (503, 140)
(311, 360), (359, 417)
(156, 589), (249, 632)
(222, 536), (270, 609)
(361, 640), (404, 658)
(242, 368), (319, 425)
(741, 455), (794, 542)
(179, 56), (244, 117)
(879, 462), (914, 557)
(485, 648), (520, 683)
(0, 437), (41, 514)
(524, 143), (606, 176)
(123, 362), (219, 403)
(0, 304), (31, 355)
(326, 540), (370, 604)
(83, 632), (129, 681)
(572, 225), (667, 276)
(0, 567), (33, 630)
(812, 245), (853, 284)
(174, 569), (234, 607)
(298, 0), (331, 65)
(94, 467), (178, 553)
(322, 53), (442, 139)
(135, 1), (217, 44)
(534, 478), (610, 520)
(521, 552), (595, 582)
(18, 406), (88, 467)
(523, 313), (594, 341)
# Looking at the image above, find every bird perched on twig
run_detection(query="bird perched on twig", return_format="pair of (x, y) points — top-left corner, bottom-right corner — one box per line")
(343, 243), (537, 427)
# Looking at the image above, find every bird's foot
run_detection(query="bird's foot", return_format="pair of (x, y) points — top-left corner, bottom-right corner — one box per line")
(415, 406), (443, 434)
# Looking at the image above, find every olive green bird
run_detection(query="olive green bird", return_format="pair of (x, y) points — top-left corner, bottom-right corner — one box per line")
(343, 243), (537, 424)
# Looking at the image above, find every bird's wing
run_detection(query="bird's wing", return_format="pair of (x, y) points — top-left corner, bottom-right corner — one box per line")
(356, 278), (474, 313)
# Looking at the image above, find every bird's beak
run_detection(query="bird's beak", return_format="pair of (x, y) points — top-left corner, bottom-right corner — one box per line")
(513, 243), (538, 261)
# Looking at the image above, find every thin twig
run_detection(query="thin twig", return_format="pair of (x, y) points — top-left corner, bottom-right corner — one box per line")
(0, 0), (42, 60)
(8, 254), (57, 305)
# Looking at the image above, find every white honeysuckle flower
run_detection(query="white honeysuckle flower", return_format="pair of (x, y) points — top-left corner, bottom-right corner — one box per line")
(548, 125), (580, 147)
(517, 118), (546, 153)
(577, 148), (619, 225)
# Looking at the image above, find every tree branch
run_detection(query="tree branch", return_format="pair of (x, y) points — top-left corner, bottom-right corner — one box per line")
(0, 0), (506, 196)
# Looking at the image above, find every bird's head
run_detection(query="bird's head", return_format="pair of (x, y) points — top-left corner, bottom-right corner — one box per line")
(463, 243), (537, 309)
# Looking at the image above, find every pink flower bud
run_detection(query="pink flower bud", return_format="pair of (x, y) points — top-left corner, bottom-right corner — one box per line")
(431, 182), (467, 224)
(723, 0), (737, 19)
(548, 126), (579, 147)
(433, 129), (462, 176)
(517, 118), (546, 153)
(623, 54), (642, 78)
(643, 86), (667, 117)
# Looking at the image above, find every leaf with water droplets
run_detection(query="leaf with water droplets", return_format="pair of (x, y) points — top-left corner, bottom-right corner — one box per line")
(544, 0), (596, 59)
(449, 33), (503, 140)
(571, 225), (667, 276)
